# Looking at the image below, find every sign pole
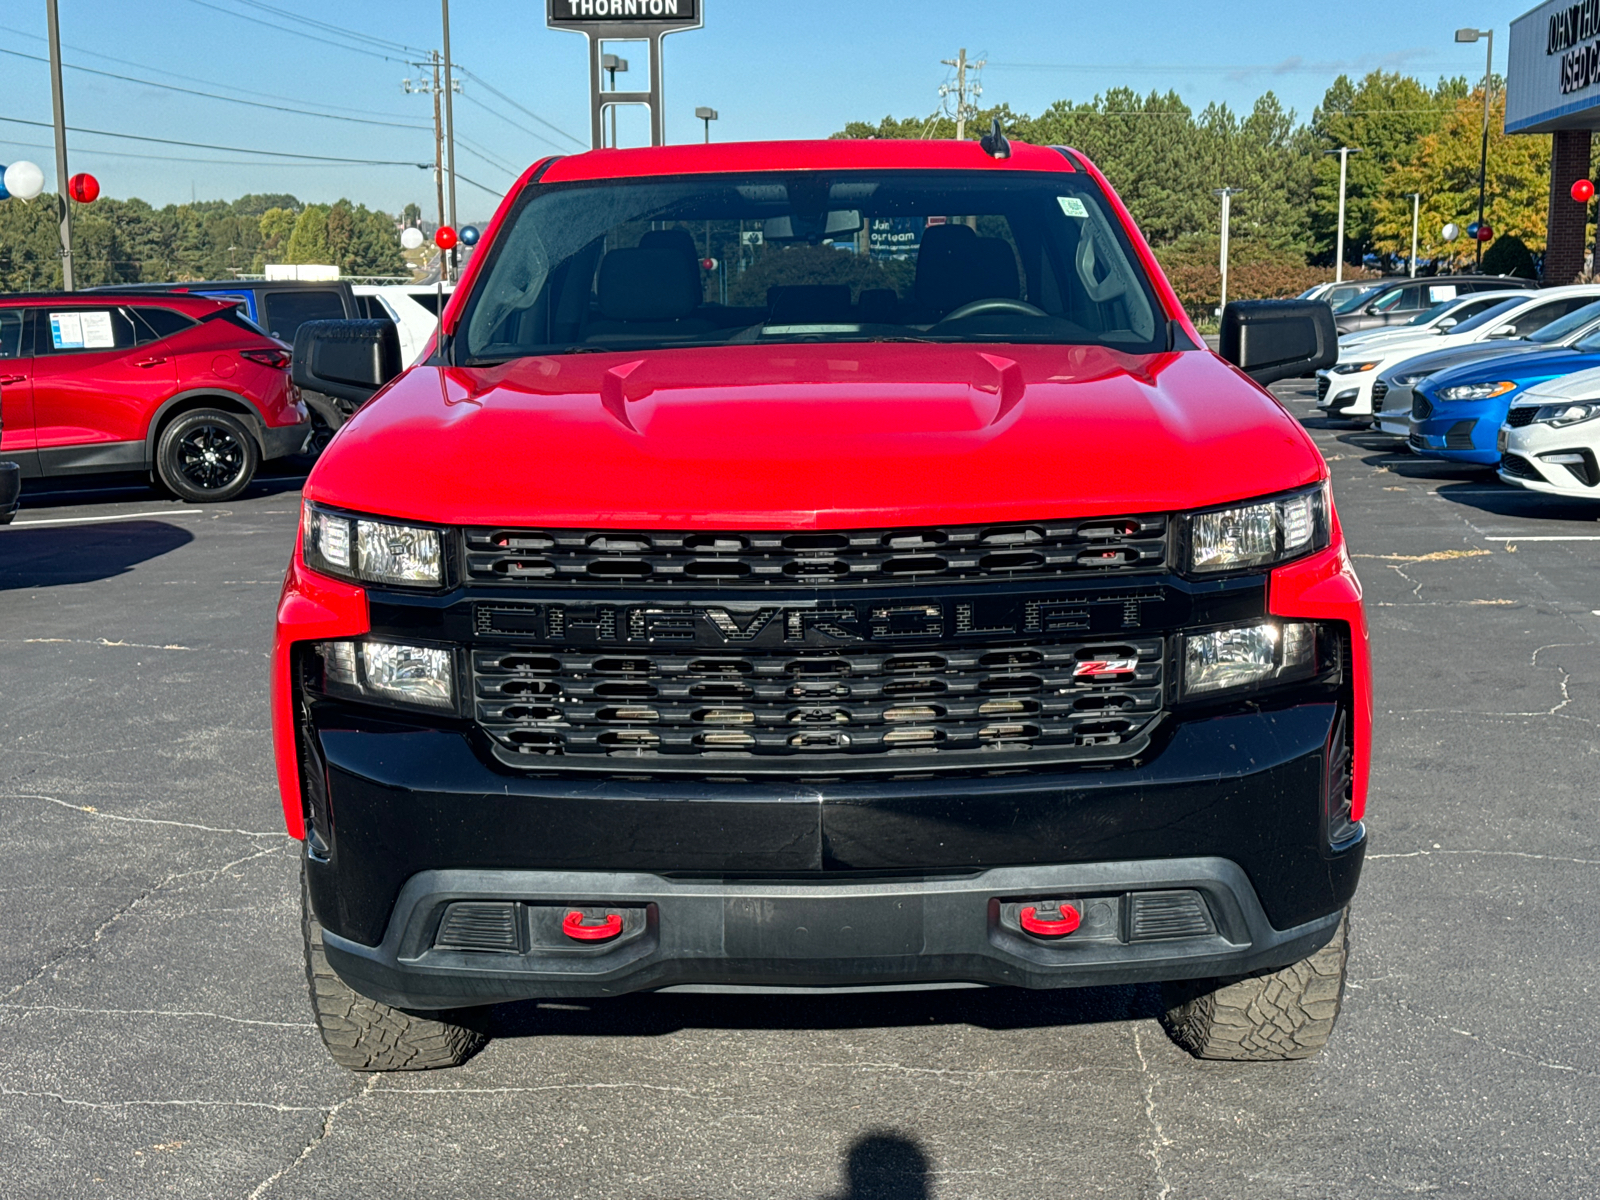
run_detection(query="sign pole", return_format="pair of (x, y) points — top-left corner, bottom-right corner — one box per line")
(547, 1), (704, 149)
(46, 0), (74, 291)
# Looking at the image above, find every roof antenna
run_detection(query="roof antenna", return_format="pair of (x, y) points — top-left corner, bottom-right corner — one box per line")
(980, 116), (1011, 160)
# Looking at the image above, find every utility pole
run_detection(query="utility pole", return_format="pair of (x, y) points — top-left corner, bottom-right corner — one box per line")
(441, 0), (459, 280)
(1406, 193), (1421, 277)
(1455, 27), (1495, 267)
(1324, 146), (1360, 282)
(940, 48), (985, 139)
(46, 0), (73, 290)
(405, 56), (447, 282)
(1214, 188), (1243, 312)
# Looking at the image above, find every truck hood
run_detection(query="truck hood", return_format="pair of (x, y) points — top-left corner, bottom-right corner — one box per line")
(307, 343), (1323, 528)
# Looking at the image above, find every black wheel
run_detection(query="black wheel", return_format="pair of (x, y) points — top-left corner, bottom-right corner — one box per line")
(301, 862), (488, 1072)
(1161, 909), (1348, 1061)
(155, 409), (259, 503)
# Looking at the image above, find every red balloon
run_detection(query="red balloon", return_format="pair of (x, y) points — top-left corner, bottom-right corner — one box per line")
(1476, 223), (1494, 242)
(434, 225), (458, 250)
(67, 172), (99, 203)
(1575, 179), (1596, 203)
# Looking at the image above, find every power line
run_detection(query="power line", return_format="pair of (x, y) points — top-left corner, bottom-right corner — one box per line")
(225, 0), (427, 56)
(0, 134), (412, 168)
(453, 171), (505, 200)
(0, 114), (431, 166)
(457, 90), (571, 155)
(454, 134), (521, 178)
(176, 0), (413, 63)
(0, 46), (431, 131)
(457, 68), (586, 149)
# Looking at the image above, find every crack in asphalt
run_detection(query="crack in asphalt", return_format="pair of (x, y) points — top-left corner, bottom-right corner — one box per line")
(0, 1002), (315, 1030)
(1132, 1027), (1175, 1200)
(245, 1076), (381, 1200)
(1, 792), (283, 838)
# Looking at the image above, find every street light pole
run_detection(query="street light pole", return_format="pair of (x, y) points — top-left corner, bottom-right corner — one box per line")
(1324, 147), (1361, 283)
(602, 54), (628, 148)
(1213, 187), (1243, 312)
(695, 106), (718, 144)
(1406, 193), (1421, 277)
(46, 0), (74, 291)
(1456, 27), (1494, 267)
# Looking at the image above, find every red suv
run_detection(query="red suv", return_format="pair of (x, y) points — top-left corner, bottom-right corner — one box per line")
(0, 292), (308, 503)
(276, 135), (1366, 1071)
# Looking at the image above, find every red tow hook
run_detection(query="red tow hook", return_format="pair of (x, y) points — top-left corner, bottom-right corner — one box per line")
(1019, 902), (1081, 938)
(562, 911), (623, 942)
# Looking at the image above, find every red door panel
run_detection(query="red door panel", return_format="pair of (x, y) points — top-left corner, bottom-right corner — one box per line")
(30, 306), (176, 448)
(0, 308), (33, 455)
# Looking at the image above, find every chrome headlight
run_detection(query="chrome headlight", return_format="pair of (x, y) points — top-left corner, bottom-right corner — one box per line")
(1390, 370), (1431, 387)
(1331, 361), (1379, 375)
(315, 639), (457, 712)
(1436, 381), (1516, 401)
(302, 502), (444, 587)
(1182, 621), (1319, 698)
(1184, 485), (1331, 575)
(1532, 402), (1600, 427)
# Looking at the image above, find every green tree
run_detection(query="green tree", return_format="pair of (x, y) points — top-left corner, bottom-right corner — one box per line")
(257, 206), (297, 268)
(285, 203), (331, 263)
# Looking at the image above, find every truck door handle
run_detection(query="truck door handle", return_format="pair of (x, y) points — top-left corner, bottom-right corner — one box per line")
(0, 374), (24, 385)
(134, 356), (169, 368)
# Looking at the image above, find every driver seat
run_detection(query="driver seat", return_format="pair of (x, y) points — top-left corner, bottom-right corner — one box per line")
(911, 225), (1020, 320)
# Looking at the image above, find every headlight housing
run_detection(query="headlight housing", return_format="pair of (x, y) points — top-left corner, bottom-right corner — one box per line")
(302, 502), (444, 587)
(1532, 402), (1600, 427)
(1331, 361), (1379, 375)
(1183, 485), (1331, 575)
(1390, 370), (1431, 387)
(1182, 621), (1320, 698)
(314, 639), (457, 712)
(1436, 381), (1516, 401)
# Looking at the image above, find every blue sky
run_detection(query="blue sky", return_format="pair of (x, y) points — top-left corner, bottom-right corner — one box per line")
(0, 0), (1513, 218)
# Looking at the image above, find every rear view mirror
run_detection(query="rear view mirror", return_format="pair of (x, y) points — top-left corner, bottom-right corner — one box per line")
(1489, 324), (1517, 337)
(1219, 300), (1338, 387)
(1437, 317), (1459, 330)
(292, 319), (402, 404)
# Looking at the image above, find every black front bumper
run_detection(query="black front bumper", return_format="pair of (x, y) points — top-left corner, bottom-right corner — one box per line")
(304, 696), (1363, 1008)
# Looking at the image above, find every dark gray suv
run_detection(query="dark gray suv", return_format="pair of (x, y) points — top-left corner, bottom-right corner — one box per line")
(1333, 274), (1538, 335)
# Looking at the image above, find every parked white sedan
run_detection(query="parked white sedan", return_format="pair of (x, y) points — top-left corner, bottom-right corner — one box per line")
(1316, 286), (1600, 422)
(1338, 290), (1528, 355)
(1498, 364), (1600, 498)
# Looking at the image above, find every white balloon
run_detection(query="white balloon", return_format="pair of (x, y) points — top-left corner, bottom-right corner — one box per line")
(3, 160), (45, 201)
(400, 225), (425, 250)
(1441, 222), (1461, 242)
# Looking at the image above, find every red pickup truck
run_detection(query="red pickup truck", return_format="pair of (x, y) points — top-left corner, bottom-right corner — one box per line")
(275, 132), (1364, 1072)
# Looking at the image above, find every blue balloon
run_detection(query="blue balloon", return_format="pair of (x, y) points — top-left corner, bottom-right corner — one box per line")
(1466, 221), (1481, 237)
(459, 225), (480, 246)
(0, 166), (9, 201)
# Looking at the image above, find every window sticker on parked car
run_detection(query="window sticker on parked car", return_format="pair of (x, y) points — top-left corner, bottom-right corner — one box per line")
(1427, 285), (1458, 302)
(1057, 196), (1089, 218)
(50, 311), (115, 350)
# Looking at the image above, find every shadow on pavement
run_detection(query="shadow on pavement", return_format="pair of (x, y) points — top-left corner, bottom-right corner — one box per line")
(485, 981), (1163, 1042)
(829, 1133), (931, 1200)
(0, 519), (196, 589)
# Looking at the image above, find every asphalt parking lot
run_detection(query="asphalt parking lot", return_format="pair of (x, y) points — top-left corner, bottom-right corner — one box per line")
(3, 378), (1599, 1199)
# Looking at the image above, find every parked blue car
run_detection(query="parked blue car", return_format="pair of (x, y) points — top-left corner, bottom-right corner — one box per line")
(1409, 327), (1600, 464)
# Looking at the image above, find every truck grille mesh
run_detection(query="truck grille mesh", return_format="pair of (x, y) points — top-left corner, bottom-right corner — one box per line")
(473, 635), (1167, 774)
(463, 518), (1168, 589)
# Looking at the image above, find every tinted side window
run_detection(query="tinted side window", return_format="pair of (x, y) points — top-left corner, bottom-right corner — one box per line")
(1368, 288), (1404, 313)
(34, 307), (138, 354)
(130, 306), (196, 344)
(1507, 297), (1596, 337)
(0, 310), (24, 358)
(1393, 286), (1428, 312)
(262, 291), (346, 342)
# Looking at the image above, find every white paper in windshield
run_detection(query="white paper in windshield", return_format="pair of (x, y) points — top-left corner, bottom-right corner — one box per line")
(1057, 196), (1089, 219)
(1428, 285), (1458, 303)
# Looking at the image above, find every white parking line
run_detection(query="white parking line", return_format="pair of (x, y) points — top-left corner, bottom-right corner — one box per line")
(8, 509), (209, 528)
(1482, 535), (1600, 542)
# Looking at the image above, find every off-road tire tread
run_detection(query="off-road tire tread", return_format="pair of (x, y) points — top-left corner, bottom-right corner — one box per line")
(1161, 910), (1348, 1061)
(301, 866), (487, 1071)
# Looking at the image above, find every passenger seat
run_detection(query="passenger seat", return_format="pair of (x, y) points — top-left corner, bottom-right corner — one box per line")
(585, 247), (712, 338)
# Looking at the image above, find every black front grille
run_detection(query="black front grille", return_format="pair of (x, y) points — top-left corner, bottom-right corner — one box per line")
(464, 519), (1168, 589)
(1500, 453), (1540, 479)
(1412, 394), (1434, 420)
(1370, 380), (1388, 412)
(473, 635), (1167, 775)
(1444, 420), (1477, 450)
(1316, 375), (1330, 403)
(1506, 406), (1537, 428)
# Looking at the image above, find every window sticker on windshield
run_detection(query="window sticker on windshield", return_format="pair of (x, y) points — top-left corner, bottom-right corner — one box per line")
(49, 311), (114, 349)
(1428, 285), (1458, 302)
(1057, 196), (1089, 219)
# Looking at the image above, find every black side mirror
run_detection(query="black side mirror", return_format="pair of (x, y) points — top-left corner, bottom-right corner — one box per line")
(1219, 299), (1338, 387)
(292, 319), (402, 404)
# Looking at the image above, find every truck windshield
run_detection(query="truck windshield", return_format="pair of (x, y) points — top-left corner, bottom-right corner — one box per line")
(459, 169), (1166, 362)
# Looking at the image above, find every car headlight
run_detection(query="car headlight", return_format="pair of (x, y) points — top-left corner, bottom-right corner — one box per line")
(1331, 361), (1379, 375)
(1436, 381), (1516, 401)
(315, 639), (457, 711)
(1182, 621), (1319, 698)
(1390, 370), (1431, 387)
(1532, 402), (1600, 427)
(302, 502), (444, 587)
(1184, 485), (1331, 574)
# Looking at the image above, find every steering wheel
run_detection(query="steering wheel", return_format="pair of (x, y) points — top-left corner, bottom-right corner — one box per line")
(936, 298), (1048, 323)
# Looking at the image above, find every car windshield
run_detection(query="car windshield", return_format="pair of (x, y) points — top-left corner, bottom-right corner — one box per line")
(1445, 298), (1526, 335)
(1401, 295), (1478, 327)
(1331, 285), (1382, 314)
(459, 169), (1166, 362)
(1529, 298), (1600, 344)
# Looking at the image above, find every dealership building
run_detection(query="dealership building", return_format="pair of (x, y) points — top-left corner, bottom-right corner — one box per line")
(1509, 0), (1600, 281)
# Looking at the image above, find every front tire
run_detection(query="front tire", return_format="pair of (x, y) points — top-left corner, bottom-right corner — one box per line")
(1161, 910), (1349, 1061)
(302, 863), (488, 1071)
(155, 408), (258, 503)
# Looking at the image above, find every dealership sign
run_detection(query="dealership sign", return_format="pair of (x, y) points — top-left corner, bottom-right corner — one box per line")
(1508, 0), (1600, 132)
(547, 0), (699, 24)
